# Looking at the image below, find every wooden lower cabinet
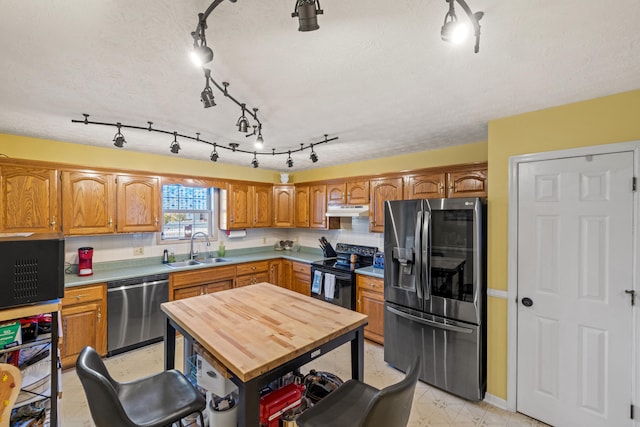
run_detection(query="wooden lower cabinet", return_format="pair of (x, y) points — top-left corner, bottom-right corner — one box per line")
(356, 275), (384, 345)
(235, 260), (270, 287)
(60, 283), (107, 369)
(269, 259), (287, 288)
(290, 261), (311, 296)
(169, 266), (235, 300)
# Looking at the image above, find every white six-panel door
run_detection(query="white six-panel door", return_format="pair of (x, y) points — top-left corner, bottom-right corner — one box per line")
(516, 152), (634, 426)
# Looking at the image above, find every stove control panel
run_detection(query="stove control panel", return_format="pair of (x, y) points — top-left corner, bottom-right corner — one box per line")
(334, 243), (378, 257)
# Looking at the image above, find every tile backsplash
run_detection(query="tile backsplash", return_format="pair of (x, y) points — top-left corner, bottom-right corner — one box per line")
(64, 217), (383, 265)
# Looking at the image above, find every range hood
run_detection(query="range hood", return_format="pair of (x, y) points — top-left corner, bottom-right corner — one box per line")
(325, 205), (369, 217)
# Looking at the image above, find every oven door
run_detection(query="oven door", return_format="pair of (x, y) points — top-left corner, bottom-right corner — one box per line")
(310, 266), (354, 310)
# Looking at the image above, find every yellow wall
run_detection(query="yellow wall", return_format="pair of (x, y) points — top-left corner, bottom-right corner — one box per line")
(486, 88), (640, 400)
(294, 141), (488, 182)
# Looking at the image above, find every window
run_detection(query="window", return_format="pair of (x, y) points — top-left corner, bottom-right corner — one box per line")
(161, 184), (214, 240)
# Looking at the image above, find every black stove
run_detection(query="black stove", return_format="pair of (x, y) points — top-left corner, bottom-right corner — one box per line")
(310, 243), (378, 310)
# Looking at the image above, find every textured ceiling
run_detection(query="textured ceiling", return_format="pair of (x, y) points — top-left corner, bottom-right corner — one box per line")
(1, 0), (639, 172)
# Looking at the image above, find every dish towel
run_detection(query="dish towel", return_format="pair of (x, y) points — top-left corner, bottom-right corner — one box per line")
(324, 273), (336, 300)
(312, 270), (323, 294)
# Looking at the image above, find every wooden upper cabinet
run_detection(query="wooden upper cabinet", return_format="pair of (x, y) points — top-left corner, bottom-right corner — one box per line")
(272, 184), (294, 228)
(369, 177), (403, 233)
(327, 180), (370, 205)
(309, 184), (328, 229)
(0, 165), (60, 233)
(446, 167), (488, 198)
(404, 172), (446, 200)
(62, 171), (115, 235)
(252, 184), (272, 228)
(116, 175), (161, 233)
(294, 185), (310, 228)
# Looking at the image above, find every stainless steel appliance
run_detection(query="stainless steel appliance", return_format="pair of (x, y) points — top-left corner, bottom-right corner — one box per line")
(384, 197), (486, 401)
(107, 273), (169, 356)
(310, 243), (378, 310)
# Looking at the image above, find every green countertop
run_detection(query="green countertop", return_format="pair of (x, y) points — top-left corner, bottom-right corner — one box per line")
(65, 247), (326, 287)
(354, 265), (384, 279)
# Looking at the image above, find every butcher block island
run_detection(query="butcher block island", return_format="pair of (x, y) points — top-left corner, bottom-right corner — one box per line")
(161, 282), (368, 426)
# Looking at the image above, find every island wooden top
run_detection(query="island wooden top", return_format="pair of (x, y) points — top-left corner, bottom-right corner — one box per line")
(161, 282), (368, 382)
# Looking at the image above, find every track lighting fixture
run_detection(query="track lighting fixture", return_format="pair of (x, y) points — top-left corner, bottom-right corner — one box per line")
(73, 116), (338, 169)
(200, 70), (216, 108)
(170, 132), (181, 154)
(210, 143), (219, 162)
(112, 123), (126, 148)
(309, 144), (318, 163)
(255, 125), (264, 150)
(441, 0), (483, 53)
(292, 0), (323, 32)
(236, 103), (249, 133)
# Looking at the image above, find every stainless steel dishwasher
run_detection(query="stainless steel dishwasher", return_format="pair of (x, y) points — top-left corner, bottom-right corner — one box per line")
(107, 273), (169, 356)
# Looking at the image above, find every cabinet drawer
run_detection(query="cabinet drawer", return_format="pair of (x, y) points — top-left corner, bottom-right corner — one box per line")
(171, 266), (236, 289)
(235, 272), (270, 288)
(356, 275), (384, 294)
(62, 284), (105, 306)
(236, 261), (269, 276)
(291, 261), (311, 275)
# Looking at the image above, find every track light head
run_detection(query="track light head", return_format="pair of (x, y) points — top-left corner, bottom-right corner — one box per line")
(310, 144), (318, 163)
(286, 151), (294, 168)
(210, 144), (219, 162)
(441, 0), (483, 53)
(112, 123), (126, 148)
(190, 45), (214, 67)
(201, 86), (216, 108)
(170, 133), (181, 154)
(251, 153), (259, 168)
(292, 0), (323, 32)
(254, 127), (264, 149)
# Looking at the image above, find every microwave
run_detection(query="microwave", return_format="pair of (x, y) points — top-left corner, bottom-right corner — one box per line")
(0, 233), (65, 309)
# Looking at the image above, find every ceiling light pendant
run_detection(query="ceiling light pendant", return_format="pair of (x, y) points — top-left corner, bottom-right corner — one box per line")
(210, 143), (219, 162)
(112, 122), (126, 148)
(254, 125), (264, 150)
(441, 0), (483, 53)
(292, 0), (323, 32)
(309, 144), (318, 163)
(251, 152), (259, 168)
(286, 151), (294, 168)
(170, 132), (181, 154)
(236, 103), (249, 133)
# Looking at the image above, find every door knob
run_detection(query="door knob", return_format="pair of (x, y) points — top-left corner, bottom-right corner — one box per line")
(625, 290), (636, 306)
(521, 297), (533, 307)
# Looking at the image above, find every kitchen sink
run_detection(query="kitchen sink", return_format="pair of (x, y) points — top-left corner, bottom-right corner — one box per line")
(196, 257), (229, 264)
(165, 259), (202, 268)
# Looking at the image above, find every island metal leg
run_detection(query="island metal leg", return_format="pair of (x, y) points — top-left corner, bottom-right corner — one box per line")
(164, 316), (176, 370)
(351, 326), (365, 381)
(237, 379), (261, 427)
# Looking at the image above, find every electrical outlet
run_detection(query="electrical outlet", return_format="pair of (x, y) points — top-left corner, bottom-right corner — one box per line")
(133, 247), (144, 256)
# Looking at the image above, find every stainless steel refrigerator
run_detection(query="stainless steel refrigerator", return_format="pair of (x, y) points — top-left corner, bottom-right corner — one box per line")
(383, 197), (486, 401)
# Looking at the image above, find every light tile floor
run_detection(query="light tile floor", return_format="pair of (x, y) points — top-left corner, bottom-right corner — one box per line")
(61, 339), (549, 427)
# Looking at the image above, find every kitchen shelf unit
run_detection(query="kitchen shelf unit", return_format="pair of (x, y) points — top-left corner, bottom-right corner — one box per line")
(0, 300), (61, 427)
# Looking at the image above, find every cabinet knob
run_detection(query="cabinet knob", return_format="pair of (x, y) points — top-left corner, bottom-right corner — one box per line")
(108, 218), (113, 227)
(155, 217), (159, 225)
(50, 216), (56, 229)
(438, 183), (444, 193)
(74, 293), (90, 299)
(97, 307), (102, 322)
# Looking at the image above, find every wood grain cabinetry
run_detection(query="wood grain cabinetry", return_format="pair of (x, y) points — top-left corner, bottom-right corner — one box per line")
(446, 167), (487, 198)
(60, 283), (107, 368)
(0, 164), (60, 233)
(356, 275), (384, 345)
(269, 259), (285, 288)
(235, 260), (270, 287)
(225, 183), (272, 229)
(290, 261), (311, 296)
(404, 172), (446, 200)
(369, 177), (404, 233)
(404, 163), (487, 200)
(294, 185), (310, 228)
(273, 184), (295, 227)
(327, 180), (369, 205)
(309, 184), (339, 230)
(61, 171), (160, 235)
(169, 266), (235, 301)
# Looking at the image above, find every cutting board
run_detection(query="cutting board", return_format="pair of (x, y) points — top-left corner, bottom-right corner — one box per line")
(0, 363), (22, 427)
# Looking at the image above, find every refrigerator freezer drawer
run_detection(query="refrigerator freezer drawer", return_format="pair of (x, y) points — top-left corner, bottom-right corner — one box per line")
(384, 304), (486, 401)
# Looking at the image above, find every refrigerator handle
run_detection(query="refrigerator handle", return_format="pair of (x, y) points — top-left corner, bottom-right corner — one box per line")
(415, 210), (423, 300)
(387, 306), (474, 334)
(422, 211), (431, 301)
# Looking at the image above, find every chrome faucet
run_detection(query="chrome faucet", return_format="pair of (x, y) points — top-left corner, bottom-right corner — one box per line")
(190, 231), (211, 260)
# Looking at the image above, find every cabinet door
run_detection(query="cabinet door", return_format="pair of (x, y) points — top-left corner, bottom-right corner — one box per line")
(227, 183), (252, 228)
(173, 285), (203, 300)
(281, 259), (292, 290)
(203, 280), (233, 294)
(356, 275), (384, 344)
(326, 182), (346, 205)
(252, 185), (272, 227)
(446, 167), (488, 198)
(116, 175), (161, 232)
(0, 165), (59, 233)
(60, 300), (106, 368)
(62, 171), (116, 235)
(369, 177), (403, 233)
(294, 185), (310, 228)
(269, 259), (283, 287)
(310, 184), (328, 229)
(404, 172), (446, 200)
(235, 272), (270, 288)
(290, 262), (311, 296)
(347, 180), (370, 205)
(273, 185), (294, 227)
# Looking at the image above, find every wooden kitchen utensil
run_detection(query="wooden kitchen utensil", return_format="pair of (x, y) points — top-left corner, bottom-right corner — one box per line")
(0, 363), (22, 427)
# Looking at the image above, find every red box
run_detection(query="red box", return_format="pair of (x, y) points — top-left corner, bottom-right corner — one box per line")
(259, 383), (304, 427)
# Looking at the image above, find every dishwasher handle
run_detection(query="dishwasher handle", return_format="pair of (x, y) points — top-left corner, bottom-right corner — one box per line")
(107, 279), (169, 293)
